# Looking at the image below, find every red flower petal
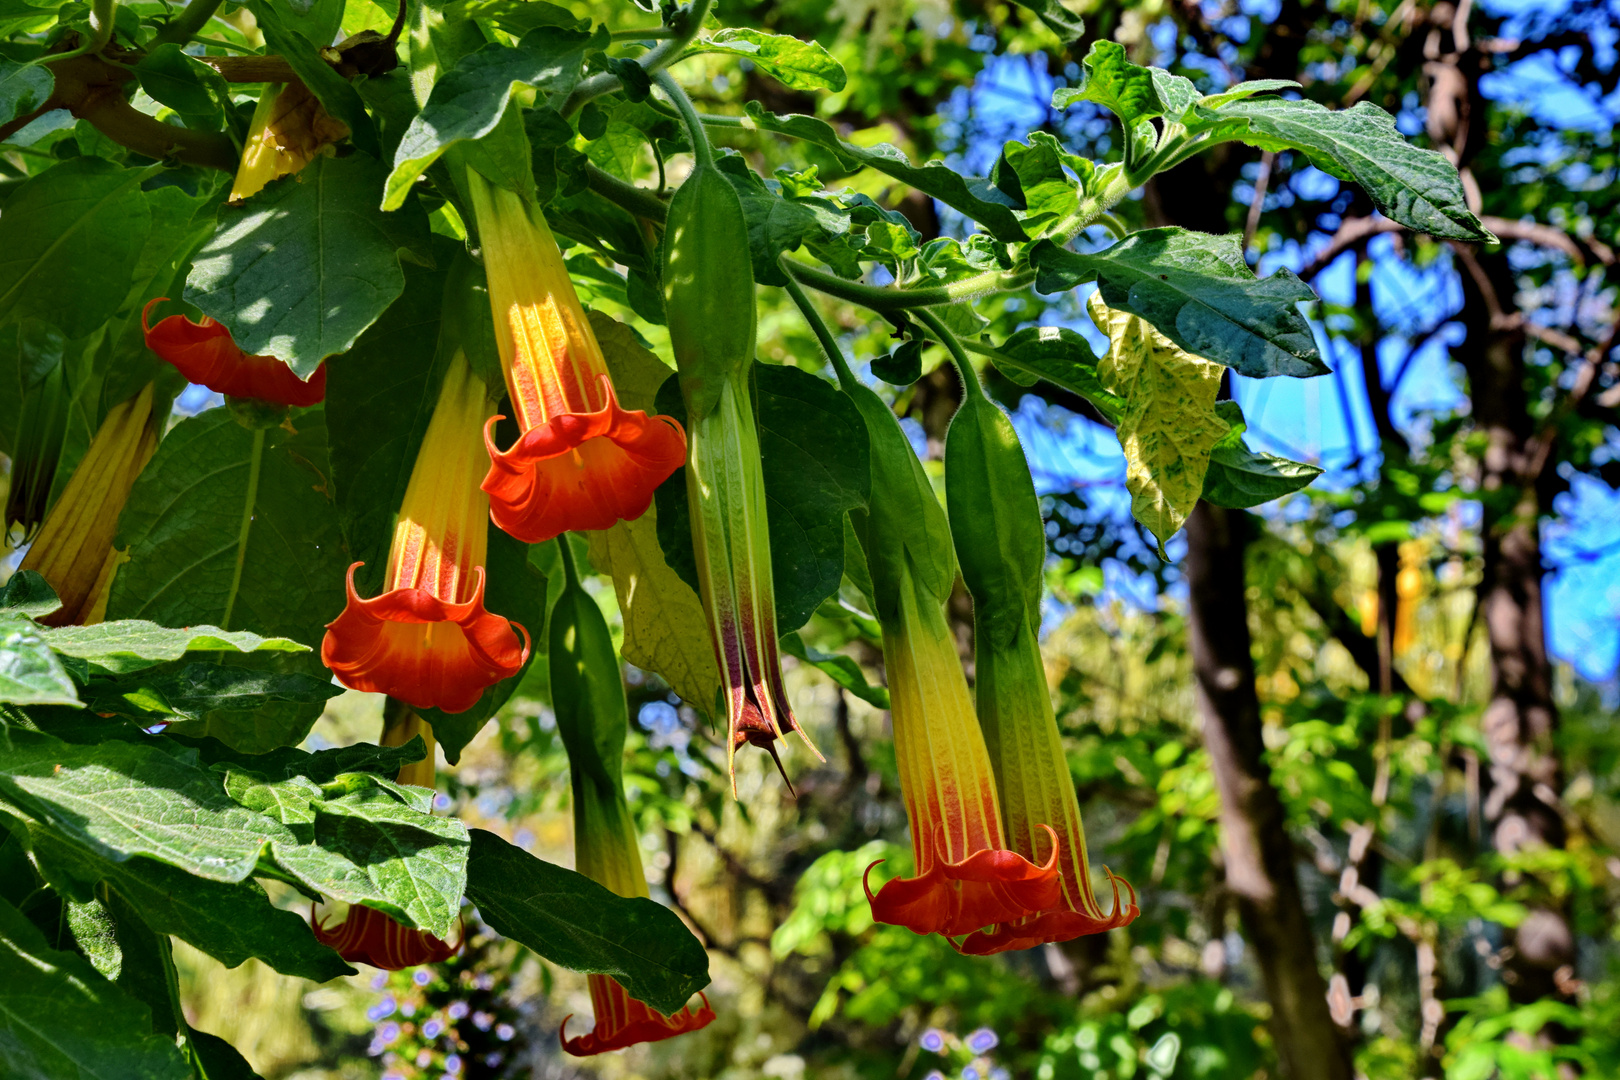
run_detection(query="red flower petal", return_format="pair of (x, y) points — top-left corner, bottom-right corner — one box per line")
(482, 378), (686, 543)
(864, 825), (1063, 938)
(142, 298), (326, 407)
(954, 868), (1141, 955)
(561, 975), (715, 1056)
(312, 904), (461, 969)
(321, 562), (530, 714)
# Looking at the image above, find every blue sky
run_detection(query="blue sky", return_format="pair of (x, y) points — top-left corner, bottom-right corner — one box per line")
(937, 1), (1620, 683)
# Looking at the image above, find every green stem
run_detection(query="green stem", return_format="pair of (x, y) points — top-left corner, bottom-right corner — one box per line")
(36, 0), (118, 64)
(653, 69), (713, 171)
(781, 256), (1032, 313)
(611, 26), (679, 40)
(221, 426), (264, 631)
(151, 0), (225, 47)
(189, 34), (256, 53)
(556, 532), (579, 588)
(561, 0), (713, 117)
(912, 307), (986, 402)
(584, 163), (668, 221)
(779, 255), (859, 392)
(1097, 213), (1129, 240)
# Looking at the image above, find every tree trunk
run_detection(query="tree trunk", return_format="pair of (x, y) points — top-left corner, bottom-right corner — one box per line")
(1186, 502), (1355, 1080)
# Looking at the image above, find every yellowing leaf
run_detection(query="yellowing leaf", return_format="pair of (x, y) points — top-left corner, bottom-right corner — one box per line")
(1088, 290), (1227, 555)
(586, 310), (718, 712)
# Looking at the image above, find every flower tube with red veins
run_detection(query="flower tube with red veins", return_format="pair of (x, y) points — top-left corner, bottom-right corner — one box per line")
(322, 351), (529, 713)
(549, 538), (714, 1055)
(314, 704), (465, 969)
(142, 299), (326, 406)
(466, 171), (685, 543)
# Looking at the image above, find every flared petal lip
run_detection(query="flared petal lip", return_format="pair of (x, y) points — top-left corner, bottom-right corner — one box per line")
(861, 825), (1064, 938)
(953, 866), (1141, 955)
(482, 376), (686, 543)
(311, 904), (463, 970)
(142, 298), (326, 407)
(559, 992), (716, 1056)
(321, 562), (532, 713)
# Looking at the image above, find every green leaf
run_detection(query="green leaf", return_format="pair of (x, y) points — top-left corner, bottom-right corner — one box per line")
(988, 324), (1124, 423)
(0, 730), (290, 883)
(1201, 401), (1322, 507)
(0, 896), (190, 1080)
(184, 1028), (265, 1080)
(79, 663), (344, 726)
(0, 158), (153, 339)
(185, 156), (430, 378)
(0, 614), (80, 707)
(741, 102), (1027, 242)
(383, 26), (607, 210)
(1031, 227), (1328, 379)
(655, 364), (871, 632)
(1203, 97), (1493, 242)
(464, 828), (710, 1016)
(996, 132), (1090, 236)
(1088, 291), (1228, 554)
(1198, 79), (1301, 110)
(134, 44), (231, 128)
(871, 339), (923, 386)
(176, 732), (427, 786)
(443, 0), (587, 36)
(704, 28), (847, 92)
(270, 786), (469, 938)
(107, 408), (348, 752)
(40, 623), (308, 677)
(714, 154), (853, 288)
(30, 829), (353, 983)
(248, 1), (378, 157)
(1008, 0), (1085, 40)
(1051, 42), (1164, 126)
(0, 58), (51, 125)
(780, 632), (888, 708)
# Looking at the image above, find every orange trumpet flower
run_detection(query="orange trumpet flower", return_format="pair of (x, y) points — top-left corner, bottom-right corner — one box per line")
(465, 171), (685, 543)
(322, 351), (528, 713)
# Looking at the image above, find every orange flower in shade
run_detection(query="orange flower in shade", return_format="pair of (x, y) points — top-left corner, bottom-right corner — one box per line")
(322, 351), (529, 713)
(465, 171), (686, 543)
(549, 538), (714, 1055)
(861, 558), (1062, 940)
(142, 298), (326, 406)
(313, 705), (465, 970)
(19, 383), (158, 626)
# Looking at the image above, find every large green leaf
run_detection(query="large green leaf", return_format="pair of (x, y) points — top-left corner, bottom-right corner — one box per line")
(464, 828), (710, 1016)
(0, 571), (62, 620)
(995, 132), (1092, 237)
(79, 663), (344, 727)
(741, 102), (1027, 242)
(30, 830), (353, 983)
(107, 408), (349, 752)
(134, 45), (231, 129)
(1088, 291), (1228, 554)
(0, 58), (50, 125)
(1203, 97), (1492, 242)
(0, 158), (153, 339)
(185, 155), (429, 378)
(0, 615), (80, 707)
(184, 734), (428, 786)
(1031, 228), (1327, 379)
(269, 785), (469, 938)
(384, 25), (606, 210)
(0, 897), (190, 1080)
(1202, 400), (1322, 507)
(700, 29), (846, 92)
(41, 622), (308, 677)
(0, 731), (291, 884)
(654, 363), (870, 632)
(986, 324), (1124, 423)
(1051, 41), (1165, 127)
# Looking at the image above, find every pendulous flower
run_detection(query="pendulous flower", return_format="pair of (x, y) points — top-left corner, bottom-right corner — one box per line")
(18, 383), (158, 626)
(942, 350), (1138, 956)
(313, 703), (463, 970)
(466, 171), (685, 543)
(143, 298), (326, 406)
(549, 537), (714, 1054)
(322, 351), (529, 713)
(230, 79), (349, 203)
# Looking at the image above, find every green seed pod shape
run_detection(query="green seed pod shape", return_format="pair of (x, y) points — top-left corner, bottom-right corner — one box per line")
(662, 162), (757, 421)
(944, 389), (1046, 650)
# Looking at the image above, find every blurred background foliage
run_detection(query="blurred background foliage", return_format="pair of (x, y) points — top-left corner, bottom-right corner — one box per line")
(77, 0), (1616, 1074)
